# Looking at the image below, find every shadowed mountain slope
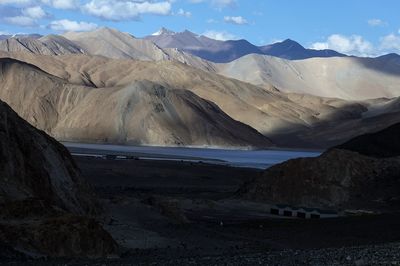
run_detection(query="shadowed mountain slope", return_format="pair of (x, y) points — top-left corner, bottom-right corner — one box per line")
(335, 123), (400, 158)
(0, 99), (117, 257)
(239, 123), (400, 211)
(0, 96), (96, 215)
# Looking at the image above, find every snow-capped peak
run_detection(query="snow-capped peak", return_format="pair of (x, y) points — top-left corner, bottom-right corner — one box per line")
(152, 27), (176, 36)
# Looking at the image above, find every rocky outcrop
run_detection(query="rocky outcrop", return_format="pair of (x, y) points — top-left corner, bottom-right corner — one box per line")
(0, 100), (117, 258)
(0, 97), (98, 215)
(239, 123), (400, 211)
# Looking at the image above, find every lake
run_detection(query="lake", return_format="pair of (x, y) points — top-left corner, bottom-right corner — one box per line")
(63, 142), (322, 169)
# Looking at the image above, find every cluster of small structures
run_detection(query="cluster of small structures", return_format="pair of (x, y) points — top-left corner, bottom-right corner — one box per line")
(270, 204), (338, 219)
(104, 154), (138, 160)
(70, 153), (140, 161)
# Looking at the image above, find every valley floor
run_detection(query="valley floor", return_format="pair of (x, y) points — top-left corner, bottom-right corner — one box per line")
(3, 157), (400, 265)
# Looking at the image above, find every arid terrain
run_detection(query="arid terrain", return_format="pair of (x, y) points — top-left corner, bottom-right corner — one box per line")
(0, 21), (400, 265)
(1, 48), (400, 148)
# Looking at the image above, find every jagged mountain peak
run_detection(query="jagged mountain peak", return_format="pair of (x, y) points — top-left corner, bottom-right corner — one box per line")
(152, 27), (176, 36)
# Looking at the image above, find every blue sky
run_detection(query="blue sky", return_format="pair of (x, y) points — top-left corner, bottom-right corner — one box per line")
(0, 0), (400, 56)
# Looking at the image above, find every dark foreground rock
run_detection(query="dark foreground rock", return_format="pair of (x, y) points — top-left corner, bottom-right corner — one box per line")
(239, 123), (400, 211)
(151, 242), (400, 266)
(0, 214), (116, 258)
(2, 242), (400, 265)
(0, 100), (117, 258)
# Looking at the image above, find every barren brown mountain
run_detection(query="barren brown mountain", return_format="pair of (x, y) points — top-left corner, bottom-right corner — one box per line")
(216, 54), (400, 100)
(2, 51), (399, 148)
(63, 27), (215, 71)
(0, 56), (272, 147)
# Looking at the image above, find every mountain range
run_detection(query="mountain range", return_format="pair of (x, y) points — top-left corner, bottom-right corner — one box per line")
(0, 27), (348, 63)
(0, 27), (399, 148)
(145, 27), (346, 62)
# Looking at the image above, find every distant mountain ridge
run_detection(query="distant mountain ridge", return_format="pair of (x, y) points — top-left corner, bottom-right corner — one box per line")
(259, 39), (345, 60)
(145, 29), (264, 63)
(145, 28), (346, 62)
(1, 28), (399, 64)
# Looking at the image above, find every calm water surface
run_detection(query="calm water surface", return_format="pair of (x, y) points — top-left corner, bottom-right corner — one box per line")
(64, 142), (321, 169)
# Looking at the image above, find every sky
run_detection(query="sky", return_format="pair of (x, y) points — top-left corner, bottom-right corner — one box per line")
(0, 0), (400, 56)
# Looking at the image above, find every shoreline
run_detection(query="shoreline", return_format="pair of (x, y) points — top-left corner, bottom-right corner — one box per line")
(62, 141), (326, 153)
(64, 142), (321, 170)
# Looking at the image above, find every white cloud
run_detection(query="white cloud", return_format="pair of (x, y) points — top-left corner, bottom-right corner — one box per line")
(310, 34), (374, 56)
(41, 0), (79, 9)
(2, 4), (48, 27)
(83, 0), (172, 21)
(21, 5), (46, 18)
(177, 8), (191, 17)
(224, 15), (247, 25)
(368, 18), (385, 27)
(202, 30), (237, 41)
(0, 0), (34, 5)
(188, 0), (236, 8)
(0, 0), (79, 9)
(4, 15), (36, 26)
(211, 0), (236, 8)
(379, 33), (400, 53)
(49, 19), (97, 31)
(310, 42), (328, 50)
(311, 32), (400, 56)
